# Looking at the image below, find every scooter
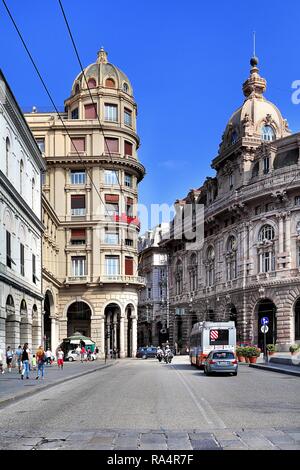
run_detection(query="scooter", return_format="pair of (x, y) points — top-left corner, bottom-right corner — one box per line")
(164, 350), (173, 364)
(157, 351), (163, 362)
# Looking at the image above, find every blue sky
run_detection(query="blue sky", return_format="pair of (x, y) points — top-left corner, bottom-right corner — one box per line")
(1, 0), (300, 232)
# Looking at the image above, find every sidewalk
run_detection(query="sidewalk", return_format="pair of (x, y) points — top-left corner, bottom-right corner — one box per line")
(249, 353), (300, 377)
(0, 359), (118, 408)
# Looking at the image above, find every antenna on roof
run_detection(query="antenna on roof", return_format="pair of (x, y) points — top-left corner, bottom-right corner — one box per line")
(253, 30), (256, 57)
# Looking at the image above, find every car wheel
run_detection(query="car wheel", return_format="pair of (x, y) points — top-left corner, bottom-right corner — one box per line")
(232, 372), (237, 376)
(68, 357), (73, 362)
(142, 354), (147, 359)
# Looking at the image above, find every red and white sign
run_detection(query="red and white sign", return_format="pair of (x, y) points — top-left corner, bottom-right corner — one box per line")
(210, 330), (219, 341)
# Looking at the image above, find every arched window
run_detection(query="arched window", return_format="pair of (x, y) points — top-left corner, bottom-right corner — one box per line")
(261, 125), (275, 142)
(105, 78), (115, 88)
(189, 253), (198, 291)
(87, 78), (96, 89)
(226, 235), (237, 280)
(123, 82), (129, 93)
(20, 160), (24, 195)
(75, 83), (80, 94)
(175, 260), (183, 295)
(6, 137), (10, 176)
(206, 246), (215, 286)
(258, 224), (275, 273)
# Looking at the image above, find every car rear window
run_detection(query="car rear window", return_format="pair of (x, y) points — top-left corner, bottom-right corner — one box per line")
(212, 352), (235, 359)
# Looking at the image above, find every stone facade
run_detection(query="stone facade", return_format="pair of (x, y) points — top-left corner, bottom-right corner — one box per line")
(0, 70), (46, 352)
(24, 49), (145, 357)
(137, 224), (169, 347)
(161, 57), (300, 353)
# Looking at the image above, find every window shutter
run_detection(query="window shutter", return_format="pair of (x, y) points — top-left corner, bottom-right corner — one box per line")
(125, 257), (133, 275)
(71, 229), (86, 239)
(125, 141), (133, 156)
(71, 195), (85, 209)
(126, 197), (133, 205)
(84, 103), (97, 119)
(105, 194), (119, 203)
(105, 138), (119, 153)
(71, 138), (85, 152)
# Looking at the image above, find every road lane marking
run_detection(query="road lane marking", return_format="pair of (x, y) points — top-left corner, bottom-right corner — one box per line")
(171, 364), (226, 429)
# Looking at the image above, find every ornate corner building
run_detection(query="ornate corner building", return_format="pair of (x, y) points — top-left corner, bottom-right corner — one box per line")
(24, 49), (145, 357)
(162, 56), (300, 352)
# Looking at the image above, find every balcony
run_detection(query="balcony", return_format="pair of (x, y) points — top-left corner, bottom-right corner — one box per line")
(65, 276), (88, 285)
(71, 208), (86, 216)
(99, 275), (145, 285)
(113, 213), (140, 229)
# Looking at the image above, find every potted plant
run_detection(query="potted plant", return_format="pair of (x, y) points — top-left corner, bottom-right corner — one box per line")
(236, 346), (246, 362)
(244, 347), (251, 363)
(289, 344), (300, 355)
(267, 344), (276, 356)
(246, 346), (260, 364)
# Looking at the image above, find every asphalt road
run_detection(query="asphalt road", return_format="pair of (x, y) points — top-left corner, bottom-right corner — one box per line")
(0, 356), (300, 449)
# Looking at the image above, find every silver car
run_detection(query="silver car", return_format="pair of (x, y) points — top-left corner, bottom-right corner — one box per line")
(204, 350), (238, 376)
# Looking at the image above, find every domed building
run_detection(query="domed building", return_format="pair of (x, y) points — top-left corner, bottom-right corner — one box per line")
(162, 57), (300, 352)
(25, 49), (145, 357)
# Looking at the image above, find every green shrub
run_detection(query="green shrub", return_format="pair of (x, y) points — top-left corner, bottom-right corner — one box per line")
(289, 344), (300, 353)
(267, 344), (276, 352)
(245, 346), (260, 357)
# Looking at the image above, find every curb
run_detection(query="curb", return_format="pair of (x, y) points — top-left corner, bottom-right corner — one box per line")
(249, 363), (300, 377)
(0, 360), (118, 409)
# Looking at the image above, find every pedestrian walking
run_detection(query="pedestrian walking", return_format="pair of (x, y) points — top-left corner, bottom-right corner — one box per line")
(112, 347), (117, 359)
(6, 346), (13, 372)
(45, 348), (53, 365)
(21, 343), (30, 380)
(36, 345), (45, 380)
(57, 348), (64, 369)
(0, 347), (5, 374)
(15, 345), (23, 374)
(31, 354), (37, 372)
(80, 346), (86, 362)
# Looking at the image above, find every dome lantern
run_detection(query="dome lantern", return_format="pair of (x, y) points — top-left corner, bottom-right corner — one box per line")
(242, 56), (267, 99)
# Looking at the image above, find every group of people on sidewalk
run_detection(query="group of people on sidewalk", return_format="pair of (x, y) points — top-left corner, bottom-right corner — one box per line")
(0, 344), (65, 379)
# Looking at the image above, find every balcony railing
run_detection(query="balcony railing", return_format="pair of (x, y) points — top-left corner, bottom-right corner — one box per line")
(65, 276), (87, 283)
(71, 208), (86, 216)
(100, 275), (145, 285)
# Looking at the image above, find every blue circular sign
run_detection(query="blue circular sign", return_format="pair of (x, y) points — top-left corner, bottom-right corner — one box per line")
(261, 317), (269, 325)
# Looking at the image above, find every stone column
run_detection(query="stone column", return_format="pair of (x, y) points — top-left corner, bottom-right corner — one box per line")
(132, 316), (137, 357)
(285, 214), (291, 268)
(99, 317), (105, 359)
(106, 315), (111, 354)
(278, 215), (284, 253)
(119, 316), (125, 358)
(0, 307), (6, 350)
(51, 317), (58, 352)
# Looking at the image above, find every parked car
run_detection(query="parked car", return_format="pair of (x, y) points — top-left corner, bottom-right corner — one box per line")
(136, 347), (158, 359)
(204, 350), (238, 376)
(66, 350), (96, 362)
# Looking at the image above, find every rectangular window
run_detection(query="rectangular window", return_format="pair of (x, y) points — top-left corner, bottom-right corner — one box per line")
(71, 170), (86, 185)
(125, 257), (133, 275)
(42, 173), (46, 185)
(104, 104), (118, 122)
(229, 173), (233, 190)
(105, 170), (118, 185)
(295, 196), (300, 206)
(20, 244), (25, 276)
(105, 231), (119, 245)
(71, 229), (86, 245)
(263, 157), (270, 174)
(6, 231), (11, 268)
(124, 141), (133, 156)
(104, 138), (119, 154)
(105, 256), (119, 276)
(124, 108), (132, 126)
(105, 195), (119, 217)
(124, 173), (132, 187)
(84, 103), (97, 119)
(125, 238), (133, 247)
(72, 256), (86, 277)
(71, 138), (85, 152)
(71, 195), (86, 216)
(32, 254), (36, 284)
(71, 108), (79, 119)
(126, 197), (133, 217)
(36, 138), (45, 153)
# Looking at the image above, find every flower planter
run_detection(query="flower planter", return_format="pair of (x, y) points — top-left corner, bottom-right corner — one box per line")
(249, 356), (258, 364)
(237, 355), (246, 363)
(245, 357), (250, 363)
(268, 351), (275, 356)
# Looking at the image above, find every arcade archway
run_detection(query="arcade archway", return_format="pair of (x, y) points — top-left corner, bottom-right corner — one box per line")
(67, 301), (91, 337)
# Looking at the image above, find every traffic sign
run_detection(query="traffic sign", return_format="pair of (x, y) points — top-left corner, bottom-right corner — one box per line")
(261, 317), (269, 325)
(261, 325), (269, 334)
